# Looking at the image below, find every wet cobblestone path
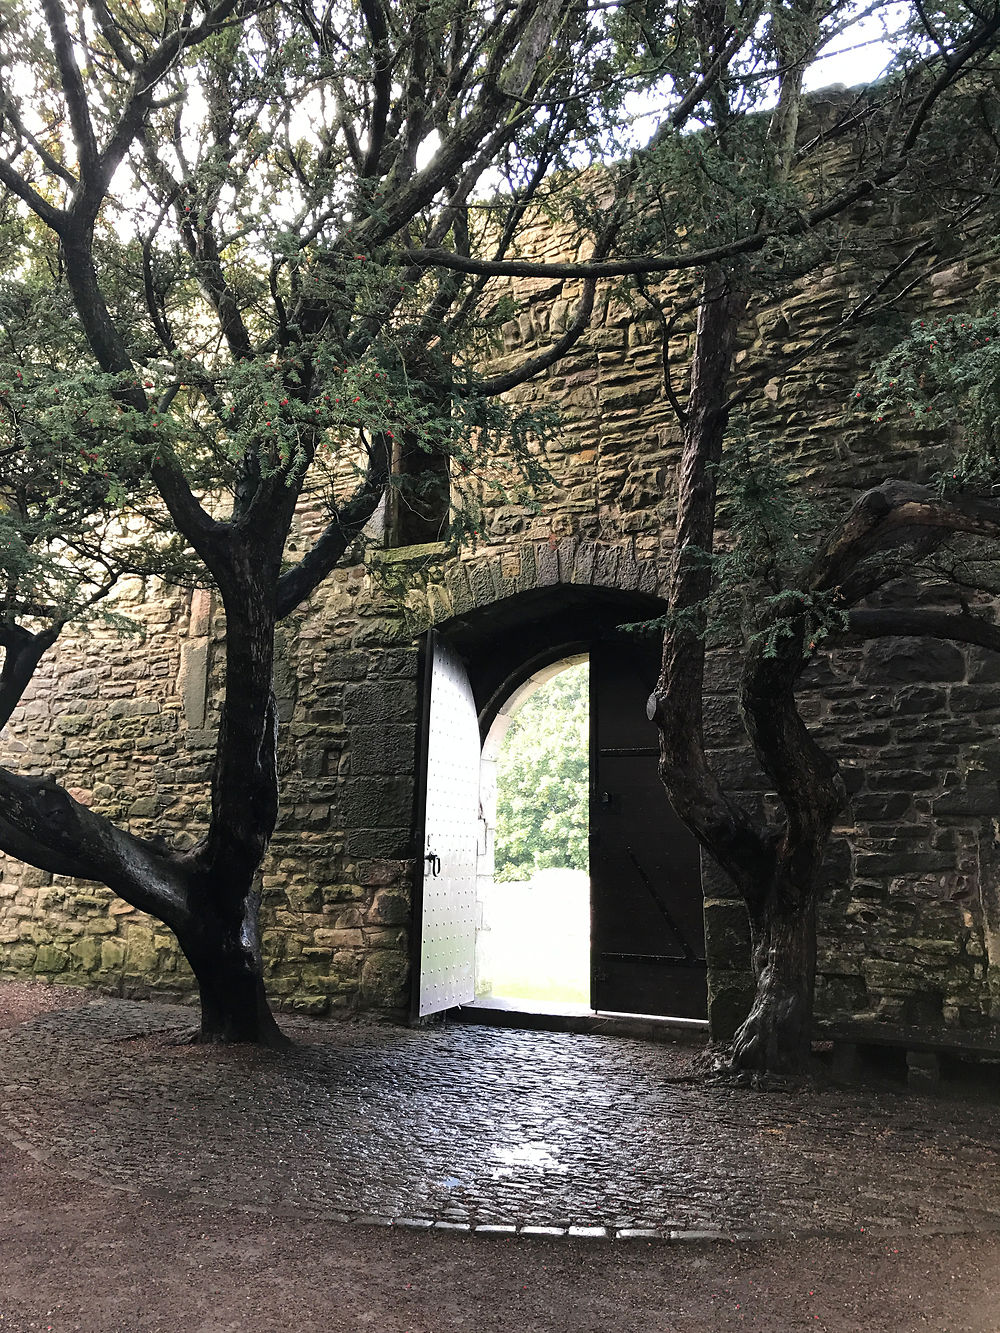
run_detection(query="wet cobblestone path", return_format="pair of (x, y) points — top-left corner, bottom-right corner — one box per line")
(2, 999), (999, 1240)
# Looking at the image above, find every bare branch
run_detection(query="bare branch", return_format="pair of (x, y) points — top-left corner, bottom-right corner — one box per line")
(40, 0), (100, 179)
(810, 481), (1000, 598)
(0, 766), (192, 922)
(847, 606), (1000, 652)
(275, 433), (391, 618)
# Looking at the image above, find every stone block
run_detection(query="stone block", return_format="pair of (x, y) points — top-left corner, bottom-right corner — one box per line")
(350, 726), (418, 776)
(124, 927), (158, 974)
(537, 542), (559, 586)
(967, 649), (1000, 685)
(346, 829), (410, 858)
(20, 868), (53, 889)
(862, 958), (932, 993)
(379, 650), (419, 680)
(851, 791), (912, 821)
(69, 936), (102, 971)
(702, 694), (745, 746)
(7, 943), (37, 970)
(284, 993), (329, 1015)
(333, 777), (414, 829)
(177, 640), (209, 729)
(323, 650), (371, 681)
(364, 926), (406, 950)
(706, 969), (755, 1041)
(361, 950), (409, 1005)
(892, 686), (948, 715)
(932, 785), (998, 817)
(468, 561), (496, 607)
(859, 638), (965, 683)
(285, 882), (323, 912)
(189, 588), (213, 637)
(703, 898), (751, 971)
(342, 681), (417, 726)
(101, 938), (126, 971)
(593, 545), (621, 589)
(710, 748), (769, 791)
(314, 927), (364, 949)
(358, 859), (409, 888)
(33, 943), (69, 973)
(128, 796), (159, 819)
(444, 565), (475, 616)
(107, 699), (162, 719)
(321, 883), (366, 906)
(366, 889), (411, 926)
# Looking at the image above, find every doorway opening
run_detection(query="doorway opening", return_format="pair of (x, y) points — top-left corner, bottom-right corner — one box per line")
(475, 655), (590, 1014)
(414, 588), (709, 1027)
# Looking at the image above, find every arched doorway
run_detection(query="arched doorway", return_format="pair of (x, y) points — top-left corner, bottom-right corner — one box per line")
(412, 584), (708, 1023)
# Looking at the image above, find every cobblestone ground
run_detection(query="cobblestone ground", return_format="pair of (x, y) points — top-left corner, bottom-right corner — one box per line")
(2, 998), (999, 1240)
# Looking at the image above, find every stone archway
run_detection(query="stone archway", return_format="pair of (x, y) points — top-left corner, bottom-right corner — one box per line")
(410, 561), (708, 1024)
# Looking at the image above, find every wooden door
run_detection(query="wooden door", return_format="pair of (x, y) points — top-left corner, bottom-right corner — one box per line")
(590, 637), (707, 1018)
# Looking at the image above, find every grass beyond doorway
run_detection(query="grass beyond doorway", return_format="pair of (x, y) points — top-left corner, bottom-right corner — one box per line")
(476, 869), (590, 1006)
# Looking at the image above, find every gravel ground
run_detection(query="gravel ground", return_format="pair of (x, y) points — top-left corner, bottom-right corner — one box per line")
(0, 979), (999, 1332)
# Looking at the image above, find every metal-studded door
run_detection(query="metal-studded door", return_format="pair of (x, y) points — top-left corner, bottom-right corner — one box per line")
(590, 636), (707, 1018)
(415, 631), (480, 1017)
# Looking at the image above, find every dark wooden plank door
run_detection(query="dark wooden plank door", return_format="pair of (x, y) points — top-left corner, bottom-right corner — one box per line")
(590, 637), (708, 1018)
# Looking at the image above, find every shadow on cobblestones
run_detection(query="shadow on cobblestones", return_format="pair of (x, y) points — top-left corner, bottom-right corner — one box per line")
(2, 998), (999, 1240)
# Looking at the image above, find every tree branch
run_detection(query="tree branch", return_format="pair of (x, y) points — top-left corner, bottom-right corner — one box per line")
(810, 480), (1000, 597)
(0, 624), (61, 730)
(740, 614), (845, 911)
(404, 11), (1000, 284)
(40, 0), (100, 180)
(0, 160), (66, 233)
(474, 274), (599, 397)
(846, 606), (1000, 653)
(0, 766), (192, 926)
(275, 432), (391, 618)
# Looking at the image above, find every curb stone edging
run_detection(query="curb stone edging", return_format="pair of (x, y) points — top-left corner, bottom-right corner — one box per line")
(5, 1103), (1000, 1250)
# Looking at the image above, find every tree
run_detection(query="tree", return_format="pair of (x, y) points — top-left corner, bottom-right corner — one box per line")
(494, 662), (588, 881)
(0, 0), (658, 1043)
(649, 46), (1000, 1073)
(410, 0), (1000, 1073)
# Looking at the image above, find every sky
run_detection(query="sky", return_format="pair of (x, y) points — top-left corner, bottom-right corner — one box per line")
(804, 10), (904, 90)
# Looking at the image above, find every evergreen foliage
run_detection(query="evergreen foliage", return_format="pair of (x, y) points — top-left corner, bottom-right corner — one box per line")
(862, 307), (1000, 488)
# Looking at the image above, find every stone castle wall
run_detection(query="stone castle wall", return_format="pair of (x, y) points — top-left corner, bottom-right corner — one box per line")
(1, 87), (999, 1033)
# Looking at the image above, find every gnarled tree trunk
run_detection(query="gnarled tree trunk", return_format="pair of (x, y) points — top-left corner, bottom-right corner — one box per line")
(730, 889), (816, 1074)
(177, 878), (286, 1047)
(727, 616), (845, 1071)
(649, 258), (845, 1075)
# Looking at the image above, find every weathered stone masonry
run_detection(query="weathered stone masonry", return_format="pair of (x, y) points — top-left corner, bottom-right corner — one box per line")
(2, 88), (999, 1037)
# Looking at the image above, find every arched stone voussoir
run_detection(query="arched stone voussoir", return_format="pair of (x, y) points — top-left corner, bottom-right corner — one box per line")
(405, 539), (668, 637)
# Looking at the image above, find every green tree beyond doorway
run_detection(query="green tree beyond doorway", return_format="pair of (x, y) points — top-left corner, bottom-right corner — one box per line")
(495, 663), (589, 883)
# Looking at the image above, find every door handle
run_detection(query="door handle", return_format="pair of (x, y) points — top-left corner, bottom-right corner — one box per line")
(425, 851), (441, 877)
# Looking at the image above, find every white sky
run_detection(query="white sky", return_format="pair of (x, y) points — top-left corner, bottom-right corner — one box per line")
(804, 11), (903, 90)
